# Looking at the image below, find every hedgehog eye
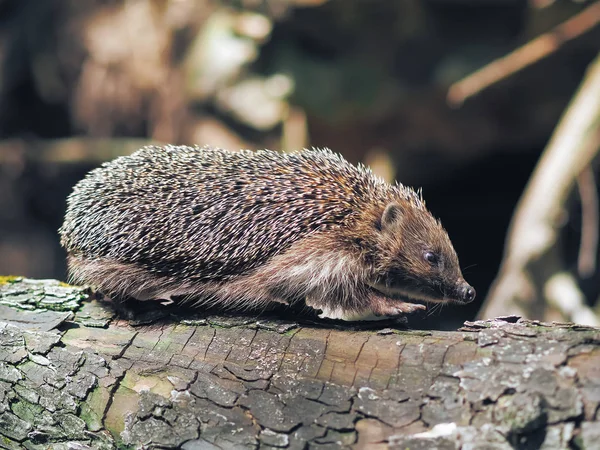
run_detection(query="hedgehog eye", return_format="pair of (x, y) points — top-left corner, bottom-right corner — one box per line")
(423, 251), (439, 266)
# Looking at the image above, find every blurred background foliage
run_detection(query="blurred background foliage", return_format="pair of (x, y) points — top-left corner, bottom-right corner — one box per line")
(0, 0), (598, 327)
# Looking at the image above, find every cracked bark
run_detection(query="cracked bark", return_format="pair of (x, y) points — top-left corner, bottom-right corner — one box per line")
(0, 278), (599, 449)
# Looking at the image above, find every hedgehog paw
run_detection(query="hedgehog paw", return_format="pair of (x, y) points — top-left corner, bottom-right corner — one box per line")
(376, 303), (426, 316)
(368, 294), (426, 317)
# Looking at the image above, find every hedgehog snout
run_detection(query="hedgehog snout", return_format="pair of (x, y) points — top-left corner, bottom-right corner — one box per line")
(458, 282), (476, 303)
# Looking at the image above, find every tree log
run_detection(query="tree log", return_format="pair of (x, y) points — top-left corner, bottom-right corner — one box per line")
(0, 277), (599, 449)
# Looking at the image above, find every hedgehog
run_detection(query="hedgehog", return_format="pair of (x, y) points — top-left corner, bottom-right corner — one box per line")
(59, 145), (475, 320)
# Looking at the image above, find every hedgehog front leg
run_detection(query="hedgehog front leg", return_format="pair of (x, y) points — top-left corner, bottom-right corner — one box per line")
(366, 292), (426, 317)
(305, 290), (425, 321)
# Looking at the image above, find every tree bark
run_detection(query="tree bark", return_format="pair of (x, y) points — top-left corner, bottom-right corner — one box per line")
(0, 277), (599, 449)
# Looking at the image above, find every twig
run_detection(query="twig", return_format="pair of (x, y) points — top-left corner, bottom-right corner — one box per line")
(448, 1), (600, 107)
(577, 160), (599, 278)
(480, 53), (600, 324)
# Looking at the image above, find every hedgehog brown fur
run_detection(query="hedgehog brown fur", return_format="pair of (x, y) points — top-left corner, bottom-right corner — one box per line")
(60, 145), (475, 320)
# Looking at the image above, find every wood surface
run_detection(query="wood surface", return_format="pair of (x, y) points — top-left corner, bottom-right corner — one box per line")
(0, 277), (598, 449)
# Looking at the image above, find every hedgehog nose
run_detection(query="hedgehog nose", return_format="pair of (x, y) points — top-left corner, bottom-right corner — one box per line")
(460, 284), (476, 303)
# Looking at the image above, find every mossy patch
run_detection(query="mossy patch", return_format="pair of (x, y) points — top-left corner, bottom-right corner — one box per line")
(0, 276), (23, 285)
(0, 277), (87, 312)
(79, 386), (110, 432)
(11, 399), (44, 423)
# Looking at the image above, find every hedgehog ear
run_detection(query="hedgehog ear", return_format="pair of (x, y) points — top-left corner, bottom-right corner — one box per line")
(381, 202), (403, 230)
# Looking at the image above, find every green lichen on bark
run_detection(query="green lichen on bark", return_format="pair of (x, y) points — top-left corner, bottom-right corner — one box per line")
(0, 277), (87, 312)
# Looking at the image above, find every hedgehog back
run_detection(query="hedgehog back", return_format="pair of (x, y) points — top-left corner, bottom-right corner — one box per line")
(61, 145), (397, 281)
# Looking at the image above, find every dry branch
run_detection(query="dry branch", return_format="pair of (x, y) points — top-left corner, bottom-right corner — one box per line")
(447, 2), (600, 106)
(576, 164), (599, 278)
(480, 53), (600, 325)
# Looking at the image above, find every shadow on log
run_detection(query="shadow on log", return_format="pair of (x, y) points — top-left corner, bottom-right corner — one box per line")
(0, 277), (599, 449)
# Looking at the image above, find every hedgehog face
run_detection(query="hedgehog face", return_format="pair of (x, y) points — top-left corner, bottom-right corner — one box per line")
(368, 201), (475, 305)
